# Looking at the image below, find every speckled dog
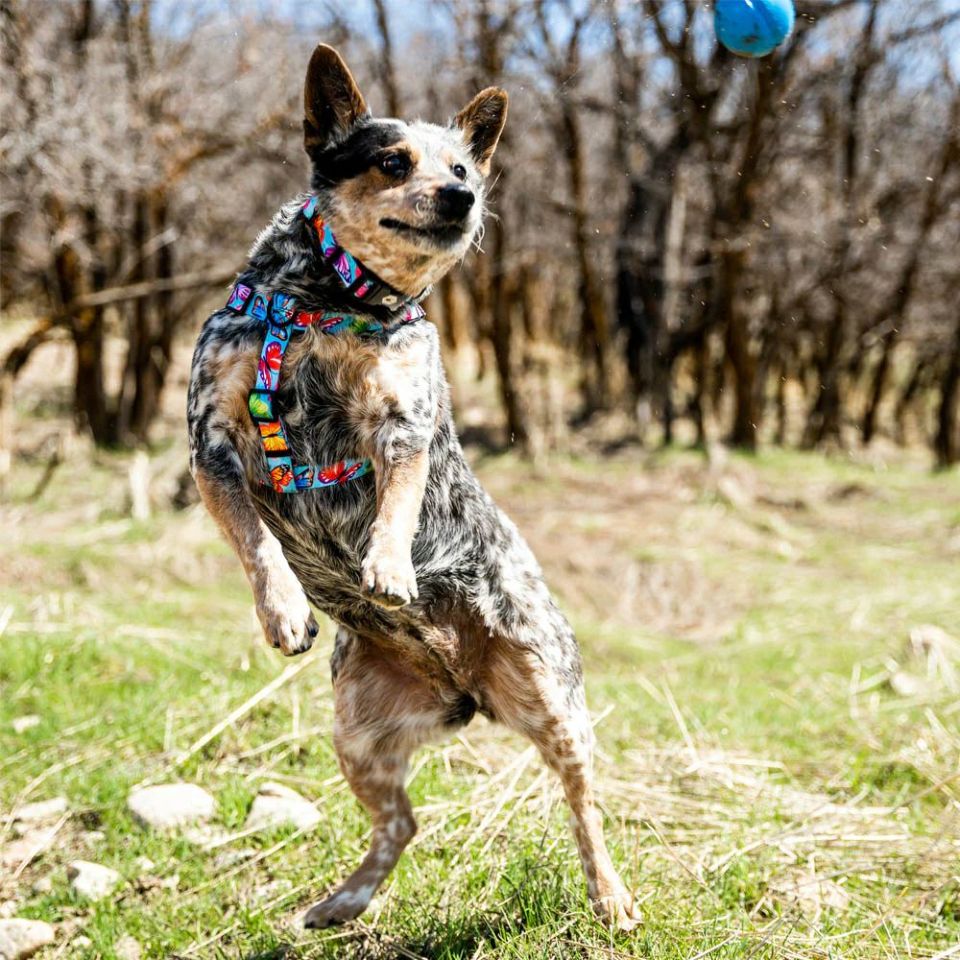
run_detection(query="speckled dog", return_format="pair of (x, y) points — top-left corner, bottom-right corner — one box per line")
(187, 44), (639, 931)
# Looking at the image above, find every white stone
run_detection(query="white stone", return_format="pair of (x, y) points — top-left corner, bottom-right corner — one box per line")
(181, 825), (230, 848)
(14, 798), (67, 826)
(889, 670), (925, 698)
(244, 782), (321, 832)
(250, 879), (292, 903)
(114, 935), (141, 960)
(0, 919), (56, 960)
(0, 829), (58, 869)
(127, 783), (215, 830)
(66, 861), (121, 901)
(910, 623), (958, 656)
(31, 877), (52, 895)
(11, 716), (40, 735)
(133, 856), (155, 873)
(212, 847), (256, 870)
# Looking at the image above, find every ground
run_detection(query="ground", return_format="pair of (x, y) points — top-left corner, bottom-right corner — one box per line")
(2, 421), (958, 960)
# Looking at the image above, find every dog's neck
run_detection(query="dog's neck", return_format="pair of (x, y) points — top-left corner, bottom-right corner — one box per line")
(320, 197), (466, 298)
(244, 195), (429, 322)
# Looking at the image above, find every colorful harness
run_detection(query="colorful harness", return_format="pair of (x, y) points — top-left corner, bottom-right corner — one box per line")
(224, 196), (425, 494)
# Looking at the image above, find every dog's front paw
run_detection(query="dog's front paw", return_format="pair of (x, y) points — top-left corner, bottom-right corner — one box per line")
(361, 540), (418, 608)
(256, 573), (319, 656)
(592, 891), (642, 933)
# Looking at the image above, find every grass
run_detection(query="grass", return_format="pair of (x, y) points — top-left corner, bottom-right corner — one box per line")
(2, 441), (959, 959)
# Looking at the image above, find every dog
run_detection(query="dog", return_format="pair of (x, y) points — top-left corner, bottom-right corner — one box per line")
(187, 44), (639, 932)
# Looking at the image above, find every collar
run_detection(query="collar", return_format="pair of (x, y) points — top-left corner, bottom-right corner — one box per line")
(300, 195), (422, 310)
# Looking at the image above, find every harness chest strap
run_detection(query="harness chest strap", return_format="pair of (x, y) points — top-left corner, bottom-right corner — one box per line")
(224, 198), (425, 494)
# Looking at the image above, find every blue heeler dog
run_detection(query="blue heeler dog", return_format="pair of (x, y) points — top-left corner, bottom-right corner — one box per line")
(187, 44), (639, 931)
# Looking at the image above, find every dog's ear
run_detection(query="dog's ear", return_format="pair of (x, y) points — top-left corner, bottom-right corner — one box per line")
(304, 44), (368, 157)
(454, 88), (508, 175)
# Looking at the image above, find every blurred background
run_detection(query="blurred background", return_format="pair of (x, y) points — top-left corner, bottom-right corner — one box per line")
(1, 3), (960, 958)
(1, 0), (959, 471)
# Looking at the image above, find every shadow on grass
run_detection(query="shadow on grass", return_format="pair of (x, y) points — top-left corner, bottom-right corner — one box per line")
(235, 913), (519, 960)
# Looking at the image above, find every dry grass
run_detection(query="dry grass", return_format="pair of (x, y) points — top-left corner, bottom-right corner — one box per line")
(1, 330), (959, 958)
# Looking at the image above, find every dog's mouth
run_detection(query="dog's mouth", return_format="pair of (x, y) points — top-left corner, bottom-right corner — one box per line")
(380, 218), (467, 248)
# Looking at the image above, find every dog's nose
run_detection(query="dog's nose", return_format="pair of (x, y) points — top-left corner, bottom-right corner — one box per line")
(436, 184), (475, 221)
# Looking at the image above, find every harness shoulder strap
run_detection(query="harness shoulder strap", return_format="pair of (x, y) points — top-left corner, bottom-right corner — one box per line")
(226, 283), (386, 493)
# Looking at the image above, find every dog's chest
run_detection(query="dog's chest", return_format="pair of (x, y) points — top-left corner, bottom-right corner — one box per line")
(274, 327), (435, 466)
(249, 324), (441, 603)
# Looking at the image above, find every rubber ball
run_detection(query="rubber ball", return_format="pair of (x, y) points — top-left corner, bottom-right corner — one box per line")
(714, 0), (796, 58)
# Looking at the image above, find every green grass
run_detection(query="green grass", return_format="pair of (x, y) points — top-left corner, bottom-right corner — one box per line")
(2, 445), (959, 959)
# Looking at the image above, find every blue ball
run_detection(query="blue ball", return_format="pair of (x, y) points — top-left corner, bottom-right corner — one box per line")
(714, 0), (796, 58)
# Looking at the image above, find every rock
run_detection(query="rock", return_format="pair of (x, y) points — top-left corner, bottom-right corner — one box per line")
(133, 856), (155, 874)
(0, 919), (56, 959)
(0, 904), (17, 920)
(212, 847), (256, 870)
(114, 936), (141, 960)
(244, 782), (321, 832)
(66, 861), (121, 901)
(909, 624), (959, 692)
(250, 879), (292, 903)
(11, 716), (40, 735)
(910, 623), (958, 656)
(78, 831), (105, 847)
(180, 825), (230, 848)
(31, 877), (52, 895)
(14, 798), (68, 827)
(127, 783), (215, 830)
(71, 936), (92, 950)
(889, 670), (925, 698)
(770, 869), (850, 919)
(1, 828), (58, 870)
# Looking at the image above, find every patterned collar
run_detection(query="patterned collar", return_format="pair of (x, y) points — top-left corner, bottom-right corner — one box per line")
(300, 195), (422, 311)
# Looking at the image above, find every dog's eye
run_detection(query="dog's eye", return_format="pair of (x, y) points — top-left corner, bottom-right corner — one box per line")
(451, 163), (467, 181)
(380, 153), (410, 178)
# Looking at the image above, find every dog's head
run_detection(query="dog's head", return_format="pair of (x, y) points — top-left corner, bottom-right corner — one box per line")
(303, 44), (507, 297)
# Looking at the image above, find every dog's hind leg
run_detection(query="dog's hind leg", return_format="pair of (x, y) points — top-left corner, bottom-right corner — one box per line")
(304, 629), (464, 928)
(479, 633), (641, 932)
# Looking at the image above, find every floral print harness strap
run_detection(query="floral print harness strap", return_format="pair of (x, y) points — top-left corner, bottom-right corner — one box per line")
(224, 196), (425, 495)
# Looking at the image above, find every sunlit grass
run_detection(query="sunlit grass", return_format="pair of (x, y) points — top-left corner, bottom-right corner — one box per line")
(2, 446), (958, 958)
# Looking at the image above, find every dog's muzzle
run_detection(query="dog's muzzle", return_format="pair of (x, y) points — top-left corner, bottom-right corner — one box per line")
(435, 184), (475, 222)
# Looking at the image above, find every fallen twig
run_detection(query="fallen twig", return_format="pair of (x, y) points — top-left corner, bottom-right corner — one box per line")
(175, 651), (320, 767)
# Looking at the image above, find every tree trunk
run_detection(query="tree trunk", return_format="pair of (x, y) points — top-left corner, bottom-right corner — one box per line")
(893, 357), (925, 445)
(560, 97), (609, 415)
(47, 195), (110, 444)
(935, 315), (960, 468)
(722, 245), (757, 450)
(861, 331), (897, 445)
(489, 222), (527, 448)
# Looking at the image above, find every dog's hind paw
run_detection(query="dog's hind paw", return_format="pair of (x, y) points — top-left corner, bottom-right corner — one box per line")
(303, 890), (368, 929)
(592, 892), (642, 933)
(360, 543), (418, 608)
